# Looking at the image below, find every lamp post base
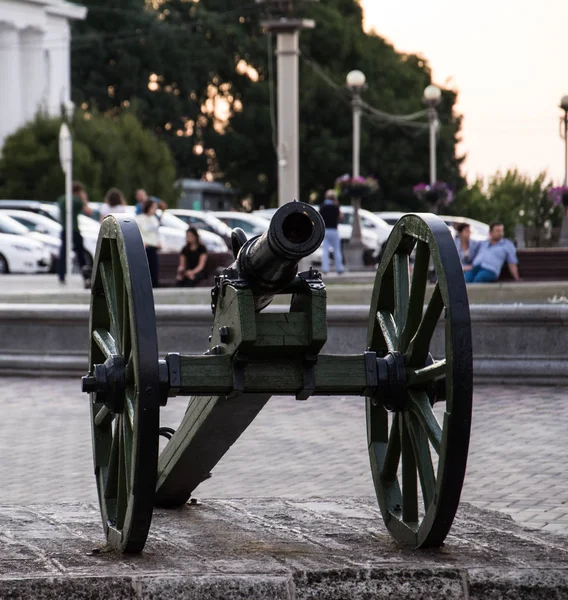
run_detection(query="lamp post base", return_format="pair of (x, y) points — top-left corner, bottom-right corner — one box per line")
(343, 238), (366, 272)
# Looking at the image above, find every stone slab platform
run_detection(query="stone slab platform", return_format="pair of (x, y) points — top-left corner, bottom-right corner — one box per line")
(1, 499), (567, 599)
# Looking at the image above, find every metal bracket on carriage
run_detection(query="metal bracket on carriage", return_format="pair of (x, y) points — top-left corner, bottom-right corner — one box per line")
(296, 266), (325, 290)
(158, 353), (182, 406)
(296, 354), (318, 401)
(210, 268), (248, 316)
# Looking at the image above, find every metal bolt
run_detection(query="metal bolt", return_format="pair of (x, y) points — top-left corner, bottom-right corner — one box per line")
(219, 326), (230, 344)
(146, 387), (154, 396)
(208, 335), (212, 343)
(82, 374), (97, 393)
(394, 504), (401, 512)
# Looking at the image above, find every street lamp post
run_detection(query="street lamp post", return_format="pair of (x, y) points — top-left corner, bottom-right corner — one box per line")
(558, 95), (568, 246)
(345, 69), (366, 270)
(424, 84), (442, 193)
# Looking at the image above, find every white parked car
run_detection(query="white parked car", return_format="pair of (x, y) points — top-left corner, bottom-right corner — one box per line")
(438, 215), (489, 241)
(167, 209), (233, 243)
(375, 211), (406, 227)
(209, 211), (269, 239)
(0, 213), (61, 265)
(0, 209), (99, 268)
(0, 231), (51, 274)
(157, 211), (229, 254)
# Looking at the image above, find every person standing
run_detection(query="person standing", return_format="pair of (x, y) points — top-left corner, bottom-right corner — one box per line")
(57, 180), (92, 288)
(99, 188), (128, 221)
(176, 227), (208, 287)
(465, 221), (520, 283)
(135, 198), (161, 288)
(455, 223), (480, 273)
(320, 190), (344, 275)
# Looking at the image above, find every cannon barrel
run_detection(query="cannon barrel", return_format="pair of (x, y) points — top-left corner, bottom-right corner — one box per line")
(234, 201), (325, 308)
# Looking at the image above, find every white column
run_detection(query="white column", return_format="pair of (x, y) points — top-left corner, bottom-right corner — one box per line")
(276, 30), (300, 206)
(0, 22), (22, 146)
(45, 18), (70, 115)
(20, 27), (46, 122)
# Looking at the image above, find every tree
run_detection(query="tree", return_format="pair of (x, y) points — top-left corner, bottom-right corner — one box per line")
(0, 110), (177, 204)
(449, 170), (563, 243)
(71, 0), (464, 208)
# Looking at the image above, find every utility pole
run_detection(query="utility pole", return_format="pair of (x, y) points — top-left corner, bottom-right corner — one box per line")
(257, 0), (317, 206)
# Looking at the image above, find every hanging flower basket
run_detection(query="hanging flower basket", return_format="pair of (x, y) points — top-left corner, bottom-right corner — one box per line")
(546, 186), (568, 208)
(413, 181), (454, 207)
(335, 174), (379, 199)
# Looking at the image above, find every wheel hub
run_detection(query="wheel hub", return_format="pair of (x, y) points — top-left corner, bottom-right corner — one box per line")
(376, 351), (407, 411)
(82, 355), (126, 413)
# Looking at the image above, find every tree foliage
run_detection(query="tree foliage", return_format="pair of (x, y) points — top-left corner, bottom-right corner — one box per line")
(71, 0), (464, 208)
(449, 169), (563, 241)
(0, 110), (177, 204)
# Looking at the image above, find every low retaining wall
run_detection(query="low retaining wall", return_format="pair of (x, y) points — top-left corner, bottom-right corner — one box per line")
(0, 304), (566, 384)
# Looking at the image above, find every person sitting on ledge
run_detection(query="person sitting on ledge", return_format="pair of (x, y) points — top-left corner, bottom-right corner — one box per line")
(455, 223), (480, 273)
(465, 221), (520, 283)
(176, 227), (208, 287)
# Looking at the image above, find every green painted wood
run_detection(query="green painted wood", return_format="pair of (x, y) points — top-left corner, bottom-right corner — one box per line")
(155, 393), (271, 507)
(365, 213), (473, 549)
(176, 354), (369, 396)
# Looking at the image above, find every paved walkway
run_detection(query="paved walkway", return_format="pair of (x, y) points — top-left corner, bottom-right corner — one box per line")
(0, 379), (566, 534)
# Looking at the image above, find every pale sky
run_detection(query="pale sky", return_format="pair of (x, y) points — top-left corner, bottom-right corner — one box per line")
(360, 0), (568, 184)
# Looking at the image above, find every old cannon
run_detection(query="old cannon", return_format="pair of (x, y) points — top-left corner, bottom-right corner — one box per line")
(81, 200), (472, 553)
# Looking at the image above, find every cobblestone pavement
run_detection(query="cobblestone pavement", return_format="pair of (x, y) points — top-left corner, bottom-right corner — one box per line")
(1, 379), (566, 535)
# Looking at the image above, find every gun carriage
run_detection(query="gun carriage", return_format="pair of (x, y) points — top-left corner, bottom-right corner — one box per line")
(81, 200), (472, 553)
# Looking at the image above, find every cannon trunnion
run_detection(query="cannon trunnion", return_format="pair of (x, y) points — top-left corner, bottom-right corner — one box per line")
(82, 201), (473, 553)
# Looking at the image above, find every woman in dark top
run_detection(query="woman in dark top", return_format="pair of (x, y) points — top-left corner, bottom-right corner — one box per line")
(176, 227), (208, 287)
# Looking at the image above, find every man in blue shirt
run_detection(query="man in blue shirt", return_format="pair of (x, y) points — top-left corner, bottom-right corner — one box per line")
(464, 221), (520, 283)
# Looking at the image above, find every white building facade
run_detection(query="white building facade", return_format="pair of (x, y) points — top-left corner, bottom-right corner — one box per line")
(0, 0), (86, 148)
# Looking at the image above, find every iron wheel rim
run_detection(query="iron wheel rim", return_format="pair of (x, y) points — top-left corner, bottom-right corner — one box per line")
(366, 213), (473, 548)
(88, 215), (160, 553)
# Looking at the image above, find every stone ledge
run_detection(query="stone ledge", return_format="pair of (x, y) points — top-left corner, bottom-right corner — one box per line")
(0, 499), (567, 599)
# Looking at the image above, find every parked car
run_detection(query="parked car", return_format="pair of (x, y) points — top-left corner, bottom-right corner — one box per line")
(0, 213), (61, 271)
(375, 211), (406, 227)
(253, 208), (279, 221)
(157, 210), (229, 254)
(438, 215), (489, 241)
(0, 209), (99, 269)
(0, 228), (51, 274)
(0, 200), (60, 222)
(209, 211), (270, 239)
(167, 209), (233, 245)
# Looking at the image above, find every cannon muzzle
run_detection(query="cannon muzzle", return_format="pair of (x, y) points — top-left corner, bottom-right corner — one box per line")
(234, 201), (325, 309)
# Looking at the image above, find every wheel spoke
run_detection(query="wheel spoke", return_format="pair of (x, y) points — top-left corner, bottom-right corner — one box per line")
(393, 252), (410, 340)
(377, 311), (397, 353)
(93, 329), (118, 359)
(400, 241), (430, 352)
(105, 419), (120, 500)
(94, 405), (113, 428)
(125, 389), (135, 430)
(400, 412), (418, 524)
(100, 262), (120, 344)
(406, 283), (444, 367)
(116, 417), (128, 530)
(381, 414), (401, 481)
(405, 411), (436, 508)
(407, 359), (447, 387)
(407, 390), (442, 454)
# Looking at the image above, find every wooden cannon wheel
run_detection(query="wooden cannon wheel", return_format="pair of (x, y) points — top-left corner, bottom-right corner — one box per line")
(83, 216), (160, 553)
(366, 214), (473, 548)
